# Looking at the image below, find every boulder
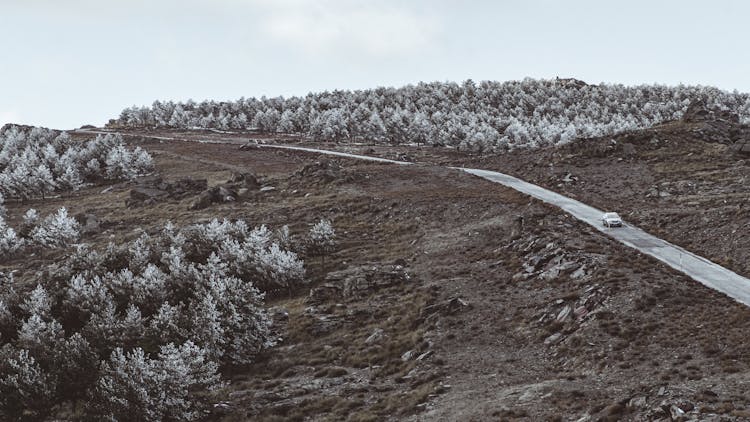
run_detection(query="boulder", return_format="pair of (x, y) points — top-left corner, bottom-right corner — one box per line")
(74, 213), (101, 235)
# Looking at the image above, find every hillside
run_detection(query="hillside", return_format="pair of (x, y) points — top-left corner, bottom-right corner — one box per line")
(0, 122), (746, 420)
(3, 81), (750, 420)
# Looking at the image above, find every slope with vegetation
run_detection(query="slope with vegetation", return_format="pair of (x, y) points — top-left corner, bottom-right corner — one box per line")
(112, 78), (750, 152)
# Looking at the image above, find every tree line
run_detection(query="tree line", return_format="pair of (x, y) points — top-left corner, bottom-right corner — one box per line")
(112, 78), (750, 152)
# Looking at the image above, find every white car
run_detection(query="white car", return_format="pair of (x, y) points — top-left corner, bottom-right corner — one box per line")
(602, 212), (623, 227)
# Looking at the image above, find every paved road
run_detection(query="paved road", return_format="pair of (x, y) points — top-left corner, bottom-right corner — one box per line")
(78, 130), (750, 307)
(254, 145), (750, 308)
(460, 168), (750, 307)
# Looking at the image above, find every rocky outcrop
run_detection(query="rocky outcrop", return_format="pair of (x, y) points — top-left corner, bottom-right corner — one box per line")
(306, 263), (411, 305)
(681, 100), (750, 147)
(291, 160), (344, 185)
(189, 186), (237, 210)
(730, 135), (750, 156)
(74, 212), (101, 235)
(126, 176), (208, 207)
(188, 173), (263, 210)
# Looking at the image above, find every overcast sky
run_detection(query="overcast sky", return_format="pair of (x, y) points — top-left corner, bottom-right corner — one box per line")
(1, 0), (749, 129)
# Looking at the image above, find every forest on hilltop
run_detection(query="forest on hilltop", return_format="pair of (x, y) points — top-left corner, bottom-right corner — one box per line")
(112, 78), (750, 152)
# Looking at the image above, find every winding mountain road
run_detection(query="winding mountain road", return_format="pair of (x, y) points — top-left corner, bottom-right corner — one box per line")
(76, 129), (750, 307)
(258, 145), (750, 307)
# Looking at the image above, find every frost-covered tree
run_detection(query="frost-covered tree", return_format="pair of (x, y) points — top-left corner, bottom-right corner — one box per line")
(0, 348), (57, 421)
(0, 126), (154, 199)
(308, 219), (336, 267)
(87, 341), (219, 421)
(17, 314), (65, 366)
(20, 284), (52, 318)
(54, 333), (98, 403)
(109, 78), (750, 151)
(29, 207), (80, 248)
(0, 217), (22, 255)
(147, 302), (186, 345)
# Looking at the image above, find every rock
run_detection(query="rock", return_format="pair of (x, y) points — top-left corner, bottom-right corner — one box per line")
(556, 305), (572, 322)
(292, 160), (343, 185)
(669, 404), (685, 419)
(571, 265), (587, 279)
(561, 173), (577, 183)
(74, 213), (101, 235)
(228, 172), (261, 190)
(218, 186), (236, 201)
(189, 185), (239, 210)
(731, 138), (750, 156)
(365, 328), (385, 345)
(401, 350), (416, 361)
(127, 176), (207, 207)
(628, 396), (647, 409)
(421, 297), (469, 317)
(189, 190), (218, 210)
(416, 350), (433, 361)
(544, 333), (563, 345)
(260, 186), (276, 193)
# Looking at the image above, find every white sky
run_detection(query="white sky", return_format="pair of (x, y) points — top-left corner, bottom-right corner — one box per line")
(1, 0), (748, 129)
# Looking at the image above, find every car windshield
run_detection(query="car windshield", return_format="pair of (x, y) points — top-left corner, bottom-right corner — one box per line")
(605, 213), (620, 219)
